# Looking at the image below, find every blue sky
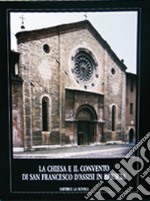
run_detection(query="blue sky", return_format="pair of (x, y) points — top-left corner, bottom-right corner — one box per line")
(10, 11), (138, 73)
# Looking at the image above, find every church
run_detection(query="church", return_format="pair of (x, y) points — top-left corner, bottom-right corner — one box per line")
(11, 20), (136, 151)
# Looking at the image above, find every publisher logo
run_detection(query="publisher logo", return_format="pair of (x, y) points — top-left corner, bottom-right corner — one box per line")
(84, 132), (150, 200)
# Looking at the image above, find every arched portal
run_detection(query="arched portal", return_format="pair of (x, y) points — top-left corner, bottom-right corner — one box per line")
(76, 105), (97, 145)
(129, 128), (134, 143)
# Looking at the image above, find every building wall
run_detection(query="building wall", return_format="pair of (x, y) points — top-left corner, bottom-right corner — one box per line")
(15, 22), (127, 149)
(12, 82), (23, 147)
(103, 52), (126, 141)
(59, 28), (104, 94)
(58, 28), (105, 144)
(11, 51), (24, 148)
(58, 27), (126, 142)
(17, 35), (61, 148)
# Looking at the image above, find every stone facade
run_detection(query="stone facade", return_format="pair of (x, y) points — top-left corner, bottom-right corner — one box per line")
(10, 51), (23, 148)
(11, 20), (132, 150)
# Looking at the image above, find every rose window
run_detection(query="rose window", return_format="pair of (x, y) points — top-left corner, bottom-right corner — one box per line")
(74, 55), (94, 83)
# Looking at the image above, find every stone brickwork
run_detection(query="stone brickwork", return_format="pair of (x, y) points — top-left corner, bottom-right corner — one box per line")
(11, 51), (24, 148)
(17, 35), (61, 147)
(103, 52), (126, 141)
(12, 83), (23, 147)
(14, 20), (128, 149)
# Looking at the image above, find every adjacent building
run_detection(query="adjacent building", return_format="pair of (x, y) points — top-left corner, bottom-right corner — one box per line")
(126, 72), (137, 143)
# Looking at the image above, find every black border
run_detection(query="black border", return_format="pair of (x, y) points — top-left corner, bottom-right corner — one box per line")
(0, 0), (150, 200)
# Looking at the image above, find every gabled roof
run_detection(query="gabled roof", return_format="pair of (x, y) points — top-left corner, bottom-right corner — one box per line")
(16, 20), (127, 71)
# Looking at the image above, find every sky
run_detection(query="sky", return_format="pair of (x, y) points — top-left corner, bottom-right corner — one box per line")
(10, 11), (138, 73)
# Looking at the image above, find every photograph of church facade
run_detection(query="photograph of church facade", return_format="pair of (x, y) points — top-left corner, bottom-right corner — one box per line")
(11, 20), (137, 151)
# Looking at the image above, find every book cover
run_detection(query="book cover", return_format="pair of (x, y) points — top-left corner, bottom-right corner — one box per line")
(0, 0), (150, 200)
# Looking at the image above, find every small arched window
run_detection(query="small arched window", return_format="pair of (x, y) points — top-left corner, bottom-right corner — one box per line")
(42, 97), (49, 131)
(112, 105), (116, 131)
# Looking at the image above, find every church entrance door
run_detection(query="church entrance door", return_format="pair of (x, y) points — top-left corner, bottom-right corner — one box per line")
(76, 105), (96, 145)
(77, 121), (89, 145)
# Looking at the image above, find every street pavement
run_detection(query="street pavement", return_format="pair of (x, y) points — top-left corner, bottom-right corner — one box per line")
(13, 143), (134, 159)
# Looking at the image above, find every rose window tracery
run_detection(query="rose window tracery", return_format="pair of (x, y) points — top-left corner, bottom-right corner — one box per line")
(73, 54), (94, 83)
